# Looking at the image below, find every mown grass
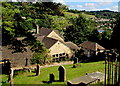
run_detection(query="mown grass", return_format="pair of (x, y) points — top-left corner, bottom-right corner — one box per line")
(1, 61), (105, 86)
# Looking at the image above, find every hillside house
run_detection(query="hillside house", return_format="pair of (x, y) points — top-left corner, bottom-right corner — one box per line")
(2, 27), (79, 66)
(79, 41), (105, 57)
(35, 28), (80, 61)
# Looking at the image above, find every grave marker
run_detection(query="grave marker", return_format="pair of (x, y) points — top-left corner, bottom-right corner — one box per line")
(50, 73), (55, 82)
(36, 64), (40, 76)
(58, 65), (66, 82)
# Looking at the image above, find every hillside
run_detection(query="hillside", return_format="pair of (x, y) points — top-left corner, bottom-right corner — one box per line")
(64, 11), (96, 19)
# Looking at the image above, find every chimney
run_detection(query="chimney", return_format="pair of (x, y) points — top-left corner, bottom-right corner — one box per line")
(36, 24), (39, 34)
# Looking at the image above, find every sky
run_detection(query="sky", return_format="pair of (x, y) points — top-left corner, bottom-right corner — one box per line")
(53, 0), (120, 12)
(6, 0), (120, 12)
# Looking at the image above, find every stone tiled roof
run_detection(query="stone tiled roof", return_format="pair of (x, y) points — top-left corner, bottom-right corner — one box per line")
(2, 46), (33, 67)
(42, 37), (58, 49)
(79, 41), (105, 51)
(39, 27), (52, 36)
(65, 42), (80, 50)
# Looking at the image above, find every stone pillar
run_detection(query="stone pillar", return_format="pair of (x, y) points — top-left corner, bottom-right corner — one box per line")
(50, 73), (55, 82)
(58, 65), (66, 82)
(9, 68), (14, 86)
(36, 64), (40, 76)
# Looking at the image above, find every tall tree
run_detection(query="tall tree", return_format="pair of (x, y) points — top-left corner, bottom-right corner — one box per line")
(111, 14), (120, 51)
(64, 14), (96, 45)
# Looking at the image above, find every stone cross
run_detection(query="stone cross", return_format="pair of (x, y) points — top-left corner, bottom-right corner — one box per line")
(36, 64), (40, 76)
(58, 65), (66, 82)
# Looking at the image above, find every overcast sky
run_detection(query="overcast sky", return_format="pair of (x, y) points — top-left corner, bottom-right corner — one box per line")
(53, 0), (119, 12)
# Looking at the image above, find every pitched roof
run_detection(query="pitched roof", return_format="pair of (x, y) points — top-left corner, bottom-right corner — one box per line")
(65, 42), (80, 50)
(2, 45), (33, 67)
(36, 36), (45, 41)
(39, 27), (52, 36)
(79, 41), (105, 51)
(42, 37), (58, 49)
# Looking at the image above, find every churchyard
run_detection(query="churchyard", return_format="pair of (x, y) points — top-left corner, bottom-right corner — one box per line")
(1, 61), (105, 86)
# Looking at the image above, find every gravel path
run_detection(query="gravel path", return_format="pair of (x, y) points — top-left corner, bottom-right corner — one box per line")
(40, 61), (74, 68)
(12, 61), (74, 70)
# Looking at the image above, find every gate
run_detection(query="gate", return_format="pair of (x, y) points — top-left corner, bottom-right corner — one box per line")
(104, 50), (120, 86)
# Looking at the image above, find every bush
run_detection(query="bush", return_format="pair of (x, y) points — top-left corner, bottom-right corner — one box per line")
(31, 52), (51, 65)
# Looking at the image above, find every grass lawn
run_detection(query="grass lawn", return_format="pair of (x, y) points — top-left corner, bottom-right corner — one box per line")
(1, 61), (105, 86)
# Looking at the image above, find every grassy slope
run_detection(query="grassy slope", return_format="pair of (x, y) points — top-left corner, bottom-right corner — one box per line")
(64, 12), (95, 19)
(10, 61), (105, 85)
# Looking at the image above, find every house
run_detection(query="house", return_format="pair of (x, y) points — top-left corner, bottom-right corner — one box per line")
(79, 41), (105, 57)
(35, 27), (80, 61)
(2, 27), (79, 66)
(43, 37), (73, 61)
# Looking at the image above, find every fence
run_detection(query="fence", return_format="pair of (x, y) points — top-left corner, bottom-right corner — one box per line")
(104, 50), (120, 86)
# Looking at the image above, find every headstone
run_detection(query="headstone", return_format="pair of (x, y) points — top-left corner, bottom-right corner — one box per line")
(74, 57), (78, 64)
(58, 65), (66, 82)
(36, 64), (40, 76)
(50, 73), (55, 82)
(25, 58), (28, 66)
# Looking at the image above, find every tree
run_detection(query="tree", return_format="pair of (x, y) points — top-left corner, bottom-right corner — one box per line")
(64, 14), (96, 45)
(111, 14), (120, 51)
(30, 40), (50, 64)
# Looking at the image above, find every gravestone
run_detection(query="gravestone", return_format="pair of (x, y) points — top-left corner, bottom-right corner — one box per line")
(50, 73), (55, 82)
(58, 65), (66, 82)
(74, 57), (78, 64)
(25, 58), (28, 66)
(36, 64), (40, 76)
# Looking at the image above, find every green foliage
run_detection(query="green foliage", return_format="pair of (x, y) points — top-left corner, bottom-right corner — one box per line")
(86, 10), (118, 19)
(49, 15), (72, 31)
(64, 14), (96, 45)
(111, 14), (120, 50)
(30, 40), (50, 64)
(31, 52), (49, 65)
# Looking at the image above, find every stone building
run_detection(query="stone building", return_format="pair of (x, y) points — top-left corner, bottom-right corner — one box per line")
(35, 27), (79, 61)
(2, 27), (79, 67)
(79, 41), (105, 57)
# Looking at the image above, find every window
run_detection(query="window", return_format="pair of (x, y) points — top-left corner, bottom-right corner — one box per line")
(52, 55), (56, 57)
